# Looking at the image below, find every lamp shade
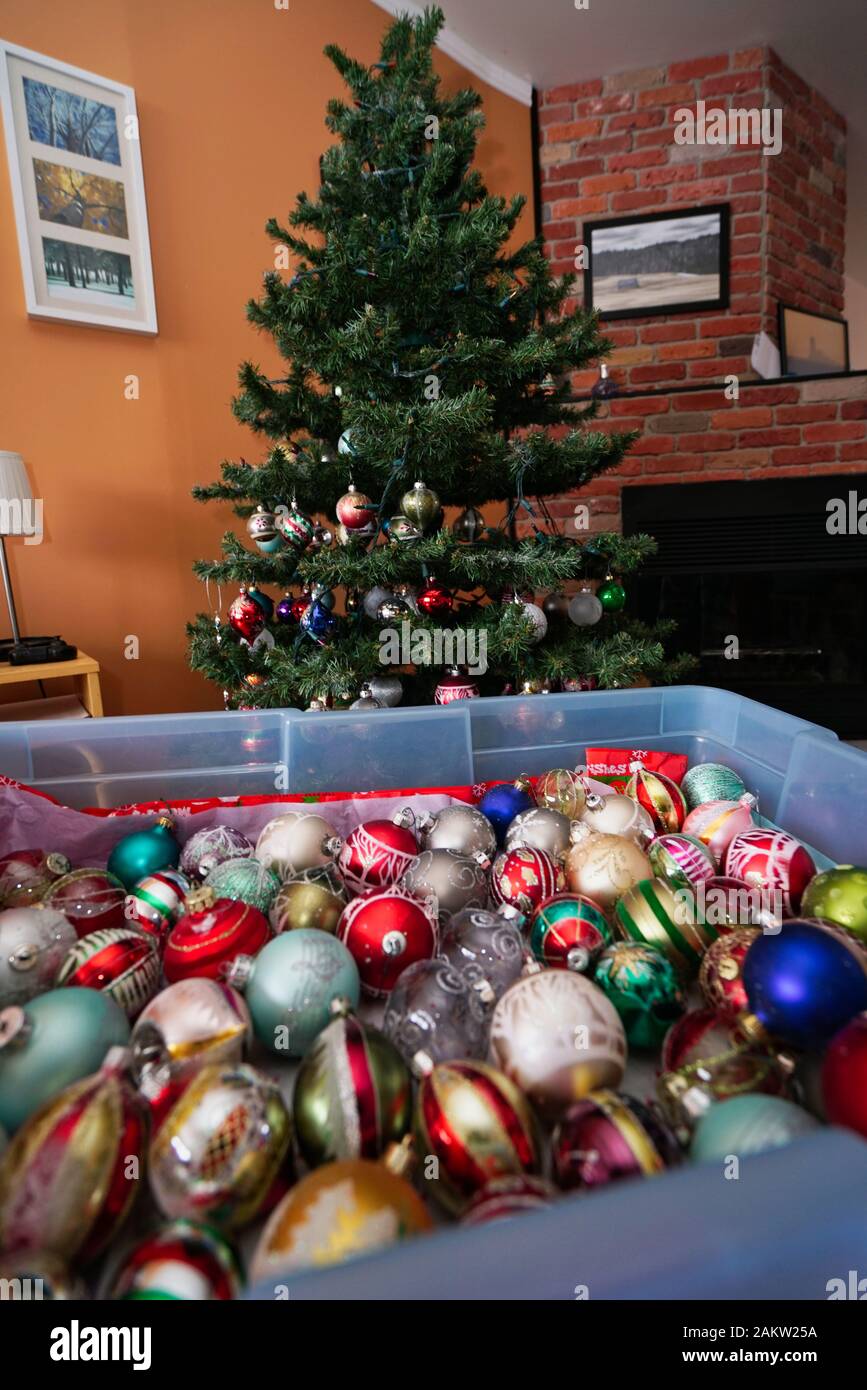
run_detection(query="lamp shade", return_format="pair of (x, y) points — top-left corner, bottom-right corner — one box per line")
(0, 453), (34, 536)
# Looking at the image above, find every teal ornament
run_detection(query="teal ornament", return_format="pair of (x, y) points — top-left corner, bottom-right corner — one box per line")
(0, 988), (129, 1132)
(681, 763), (748, 810)
(690, 1094), (819, 1164)
(204, 857), (280, 914)
(228, 929), (360, 1057)
(247, 587), (275, 621)
(597, 580), (626, 612)
(107, 816), (180, 891)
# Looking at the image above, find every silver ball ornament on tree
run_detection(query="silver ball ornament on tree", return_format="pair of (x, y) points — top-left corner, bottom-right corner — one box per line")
(418, 804), (497, 860)
(452, 506), (484, 542)
(568, 584), (603, 627)
(514, 597), (547, 644)
(542, 592), (569, 621)
(363, 586), (396, 620)
(350, 685), (383, 710)
(505, 807), (572, 861)
(367, 673), (403, 707)
(399, 849), (489, 922)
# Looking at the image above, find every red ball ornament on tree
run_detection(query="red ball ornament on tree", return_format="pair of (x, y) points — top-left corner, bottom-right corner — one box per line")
(822, 1013), (867, 1139)
(416, 577), (453, 617)
(337, 884), (438, 996)
(490, 846), (564, 914)
(337, 817), (419, 895)
(724, 828), (816, 917)
(336, 484), (375, 530)
(44, 868), (127, 937)
(163, 887), (271, 983)
(434, 668), (480, 704)
(228, 587), (265, 642)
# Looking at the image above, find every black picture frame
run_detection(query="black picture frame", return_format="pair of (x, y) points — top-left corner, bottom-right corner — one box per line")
(583, 203), (730, 321)
(778, 302), (850, 377)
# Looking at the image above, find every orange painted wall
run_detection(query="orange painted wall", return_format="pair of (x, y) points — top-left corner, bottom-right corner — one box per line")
(0, 0), (534, 714)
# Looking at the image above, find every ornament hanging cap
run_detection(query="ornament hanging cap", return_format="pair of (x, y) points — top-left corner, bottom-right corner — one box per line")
(155, 814), (176, 831)
(46, 852), (71, 877)
(0, 1006), (30, 1052)
(185, 885), (217, 914)
(328, 995), (354, 1020)
(382, 1133), (416, 1178)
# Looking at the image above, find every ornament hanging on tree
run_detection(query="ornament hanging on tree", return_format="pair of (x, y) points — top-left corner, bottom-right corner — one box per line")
(251, 1152), (431, 1280)
(0, 906), (77, 1009)
(335, 483), (376, 530)
(149, 1062), (293, 1230)
(293, 1003), (412, 1167)
(478, 779), (535, 846)
(124, 869), (190, 943)
(246, 506), (283, 554)
(439, 906), (525, 1002)
(0, 849), (71, 908)
(490, 846), (564, 914)
(593, 940), (686, 1049)
(107, 816), (180, 891)
(698, 928), (761, 1020)
(681, 762), (749, 810)
(742, 920), (867, 1050)
(414, 1059), (542, 1213)
(337, 884), (438, 997)
(300, 596), (338, 645)
(269, 866), (347, 935)
(204, 857), (280, 915)
(416, 577), (453, 616)
(581, 792), (654, 845)
(565, 832), (652, 912)
(401, 479), (443, 534)
(452, 505), (484, 542)
(226, 928), (360, 1056)
(725, 828), (816, 917)
(567, 584), (603, 627)
(529, 893), (611, 974)
(802, 865), (867, 945)
(625, 767), (687, 833)
(275, 593), (296, 624)
(399, 848), (488, 921)
(163, 887), (270, 984)
(55, 927), (162, 1018)
(337, 520), (376, 547)
(275, 502), (315, 553)
(179, 826), (254, 883)
(367, 672), (403, 707)
(420, 803), (497, 859)
(350, 684), (382, 710)
(337, 429), (355, 456)
(227, 588), (266, 643)
(614, 877), (719, 980)
(597, 577), (626, 612)
(434, 667), (480, 704)
(0, 989), (130, 1135)
(513, 596), (547, 643)
(490, 972), (627, 1120)
(363, 586), (396, 619)
(336, 815), (418, 895)
(535, 767), (587, 820)
(0, 1049), (148, 1263)
(683, 796), (757, 861)
(256, 811), (339, 880)
(648, 833), (717, 891)
(542, 592), (569, 621)
(552, 1090), (679, 1193)
(108, 1221), (244, 1301)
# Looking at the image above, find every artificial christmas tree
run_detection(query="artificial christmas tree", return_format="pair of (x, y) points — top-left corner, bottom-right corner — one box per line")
(188, 6), (692, 710)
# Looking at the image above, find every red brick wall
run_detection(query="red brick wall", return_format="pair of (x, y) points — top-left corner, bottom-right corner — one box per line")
(539, 48), (846, 393)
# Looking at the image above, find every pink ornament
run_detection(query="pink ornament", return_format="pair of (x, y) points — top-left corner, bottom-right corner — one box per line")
(683, 796), (755, 861)
(337, 818), (419, 895)
(724, 828), (816, 917)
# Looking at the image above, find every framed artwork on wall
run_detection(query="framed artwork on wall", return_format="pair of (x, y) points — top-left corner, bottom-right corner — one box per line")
(778, 303), (849, 377)
(583, 204), (730, 321)
(0, 39), (157, 333)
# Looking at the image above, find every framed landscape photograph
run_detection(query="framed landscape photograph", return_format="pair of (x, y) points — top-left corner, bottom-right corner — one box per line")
(778, 303), (849, 377)
(0, 39), (157, 333)
(584, 204), (730, 321)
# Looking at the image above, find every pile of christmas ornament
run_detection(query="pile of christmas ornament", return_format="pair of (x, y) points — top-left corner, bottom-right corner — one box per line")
(1, 754), (867, 1301)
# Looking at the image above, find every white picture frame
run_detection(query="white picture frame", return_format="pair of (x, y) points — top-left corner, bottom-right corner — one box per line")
(0, 39), (157, 334)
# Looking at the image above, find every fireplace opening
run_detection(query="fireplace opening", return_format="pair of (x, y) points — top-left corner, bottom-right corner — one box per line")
(621, 476), (867, 737)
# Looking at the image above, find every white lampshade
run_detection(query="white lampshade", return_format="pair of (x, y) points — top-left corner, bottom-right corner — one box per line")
(0, 452), (33, 536)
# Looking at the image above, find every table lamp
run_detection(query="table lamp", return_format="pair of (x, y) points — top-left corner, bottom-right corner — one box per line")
(0, 450), (34, 643)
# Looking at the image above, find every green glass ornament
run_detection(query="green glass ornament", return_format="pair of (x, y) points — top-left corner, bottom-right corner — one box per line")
(681, 763), (748, 810)
(400, 480), (443, 534)
(690, 1094), (819, 1164)
(204, 857), (280, 915)
(293, 1005), (412, 1167)
(593, 940), (686, 1049)
(597, 579), (626, 612)
(107, 816), (180, 891)
(0, 988), (130, 1133)
(801, 866), (867, 946)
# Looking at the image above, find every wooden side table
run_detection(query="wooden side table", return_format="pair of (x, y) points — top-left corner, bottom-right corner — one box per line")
(0, 649), (104, 717)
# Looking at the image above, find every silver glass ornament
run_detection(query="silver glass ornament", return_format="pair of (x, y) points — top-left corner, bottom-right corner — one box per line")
(376, 599), (407, 622)
(0, 907), (77, 1009)
(363, 586), (396, 620)
(350, 685), (383, 710)
(418, 804), (497, 860)
(382, 958), (489, 1071)
(505, 807), (572, 861)
(440, 906), (525, 1003)
(452, 506), (484, 542)
(515, 598), (547, 644)
(367, 674), (403, 707)
(568, 587), (603, 627)
(399, 850), (489, 922)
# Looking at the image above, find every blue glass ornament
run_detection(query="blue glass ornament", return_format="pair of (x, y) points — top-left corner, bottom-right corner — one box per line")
(478, 781), (535, 847)
(247, 587), (275, 621)
(107, 816), (180, 890)
(301, 600), (338, 646)
(743, 921), (867, 1050)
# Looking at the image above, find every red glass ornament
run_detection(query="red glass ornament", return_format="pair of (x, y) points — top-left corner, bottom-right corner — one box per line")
(0, 1050), (149, 1263)
(291, 591), (312, 622)
(698, 928), (761, 1020)
(626, 768), (687, 833)
(124, 869), (190, 944)
(0, 849), (71, 908)
(55, 927), (162, 1018)
(416, 578), (453, 617)
(724, 828), (816, 917)
(164, 890), (271, 983)
(44, 868), (127, 936)
(434, 670), (480, 704)
(337, 818), (419, 895)
(461, 1174), (555, 1226)
(489, 846), (564, 913)
(336, 485), (375, 530)
(661, 1007), (745, 1073)
(337, 885), (438, 996)
(228, 588), (265, 642)
(823, 1013), (867, 1139)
